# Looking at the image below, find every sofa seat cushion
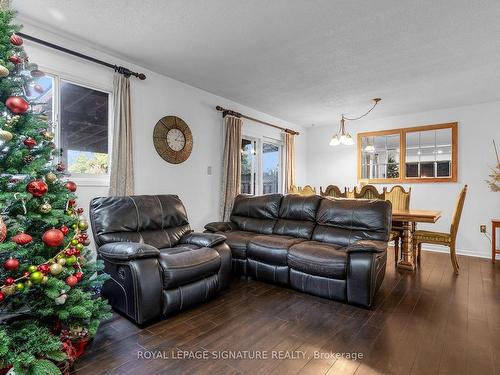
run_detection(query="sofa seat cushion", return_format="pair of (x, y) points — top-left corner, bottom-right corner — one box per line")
(158, 247), (221, 289)
(288, 241), (347, 279)
(223, 230), (259, 259)
(247, 235), (305, 266)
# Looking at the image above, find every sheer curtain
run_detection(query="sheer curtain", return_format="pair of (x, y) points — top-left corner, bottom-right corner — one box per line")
(284, 132), (296, 193)
(220, 115), (243, 221)
(109, 73), (134, 196)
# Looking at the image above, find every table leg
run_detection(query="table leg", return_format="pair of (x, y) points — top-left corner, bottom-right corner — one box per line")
(397, 220), (415, 271)
(493, 222), (497, 264)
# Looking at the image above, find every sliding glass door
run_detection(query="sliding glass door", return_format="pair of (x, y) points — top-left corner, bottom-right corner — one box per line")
(241, 136), (283, 195)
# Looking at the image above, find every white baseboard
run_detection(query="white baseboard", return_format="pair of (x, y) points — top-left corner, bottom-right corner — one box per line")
(420, 244), (494, 260)
(391, 242), (494, 260)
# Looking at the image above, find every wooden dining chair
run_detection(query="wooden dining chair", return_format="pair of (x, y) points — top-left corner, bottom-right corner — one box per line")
(354, 185), (386, 200)
(299, 185), (317, 196)
(320, 185), (347, 198)
(385, 186), (412, 261)
(413, 185), (468, 275)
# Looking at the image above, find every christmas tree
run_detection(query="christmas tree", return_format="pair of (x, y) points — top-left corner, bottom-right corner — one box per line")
(0, 10), (111, 375)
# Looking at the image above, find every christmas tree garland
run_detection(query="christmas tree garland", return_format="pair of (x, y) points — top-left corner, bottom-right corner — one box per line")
(0, 10), (111, 375)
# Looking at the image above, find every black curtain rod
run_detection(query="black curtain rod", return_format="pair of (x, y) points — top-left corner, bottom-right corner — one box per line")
(18, 32), (146, 80)
(216, 106), (299, 135)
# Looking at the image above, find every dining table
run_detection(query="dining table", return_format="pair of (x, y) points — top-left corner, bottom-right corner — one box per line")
(392, 209), (442, 271)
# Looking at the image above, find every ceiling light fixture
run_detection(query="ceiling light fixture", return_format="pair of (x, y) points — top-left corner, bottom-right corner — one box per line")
(330, 98), (382, 146)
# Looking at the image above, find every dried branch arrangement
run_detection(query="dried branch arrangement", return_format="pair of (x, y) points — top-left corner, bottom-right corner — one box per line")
(487, 140), (500, 192)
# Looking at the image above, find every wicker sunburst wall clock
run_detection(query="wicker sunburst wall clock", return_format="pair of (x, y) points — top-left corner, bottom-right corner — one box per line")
(153, 116), (193, 164)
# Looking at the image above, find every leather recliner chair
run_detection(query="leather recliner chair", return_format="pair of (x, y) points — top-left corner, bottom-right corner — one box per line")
(89, 195), (232, 324)
(205, 194), (391, 308)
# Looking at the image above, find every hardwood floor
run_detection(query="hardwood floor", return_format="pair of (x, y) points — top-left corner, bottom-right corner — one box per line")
(73, 249), (500, 375)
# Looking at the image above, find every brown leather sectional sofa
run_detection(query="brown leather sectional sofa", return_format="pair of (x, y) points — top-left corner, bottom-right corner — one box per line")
(205, 194), (391, 307)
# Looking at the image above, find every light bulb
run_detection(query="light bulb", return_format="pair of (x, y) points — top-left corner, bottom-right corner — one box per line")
(329, 135), (340, 146)
(344, 134), (354, 145)
(339, 134), (347, 144)
(364, 145), (375, 152)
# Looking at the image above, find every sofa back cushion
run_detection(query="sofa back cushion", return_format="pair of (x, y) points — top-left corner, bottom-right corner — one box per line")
(273, 195), (322, 239)
(90, 195), (191, 248)
(312, 198), (391, 246)
(230, 194), (282, 234)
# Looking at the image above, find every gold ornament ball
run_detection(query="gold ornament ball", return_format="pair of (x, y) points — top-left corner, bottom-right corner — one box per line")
(1, 285), (16, 296)
(0, 129), (13, 142)
(24, 280), (33, 288)
(78, 220), (89, 231)
(41, 276), (49, 284)
(57, 258), (66, 266)
(0, 65), (9, 78)
(39, 202), (52, 214)
(15, 282), (24, 291)
(42, 130), (54, 140)
(50, 263), (63, 275)
(46, 172), (57, 183)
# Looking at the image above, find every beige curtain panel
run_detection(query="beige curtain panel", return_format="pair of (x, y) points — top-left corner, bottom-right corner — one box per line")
(109, 73), (134, 196)
(285, 132), (296, 193)
(220, 116), (243, 221)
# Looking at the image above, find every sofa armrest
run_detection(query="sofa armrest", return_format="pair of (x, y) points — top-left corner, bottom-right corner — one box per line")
(204, 221), (238, 233)
(180, 232), (227, 248)
(98, 242), (160, 260)
(346, 240), (388, 254)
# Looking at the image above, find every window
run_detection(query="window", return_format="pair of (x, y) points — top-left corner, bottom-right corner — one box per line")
(29, 73), (111, 182)
(240, 136), (283, 195)
(357, 123), (457, 183)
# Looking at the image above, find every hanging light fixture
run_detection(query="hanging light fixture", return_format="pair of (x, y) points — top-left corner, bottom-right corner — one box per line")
(330, 98), (381, 146)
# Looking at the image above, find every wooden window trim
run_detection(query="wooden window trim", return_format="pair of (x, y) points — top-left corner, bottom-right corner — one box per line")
(357, 122), (458, 184)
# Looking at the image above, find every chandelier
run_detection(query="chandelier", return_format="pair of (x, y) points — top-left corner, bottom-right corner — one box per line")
(329, 98), (381, 146)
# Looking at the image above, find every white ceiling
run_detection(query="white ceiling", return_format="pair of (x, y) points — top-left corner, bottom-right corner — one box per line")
(12, 0), (500, 127)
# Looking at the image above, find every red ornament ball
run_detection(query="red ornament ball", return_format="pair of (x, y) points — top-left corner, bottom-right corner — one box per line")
(65, 275), (78, 287)
(23, 137), (37, 150)
(10, 34), (23, 46)
(0, 217), (6, 243)
(77, 208), (84, 214)
(74, 272), (84, 281)
(56, 162), (65, 172)
(4, 277), (15, 286)
(26, 180), (48, 197)
(4, 258), (19, 271)
(42, 228), (65, 247)
(0, 292), (5, 302)
(12, 232), (33, 245)
(60, 225), (69, 236)
(6, 96), (29, 114)
(37, 264), (50, 275)
(8, 55), (22, 64)
(64, 181), (77, 192)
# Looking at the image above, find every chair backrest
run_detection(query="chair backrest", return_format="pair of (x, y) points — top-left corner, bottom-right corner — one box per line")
(273, 195), (322, 239)
(385, 185), (411, 210)
(450, 185), (468, 240)
(89, 195), (191, 249)
(346, 188), (355, 198)
(288, 185), (300, 194)
(299, 185), (317, 196)
(312, 198), (392, 247)
(354, 185), (385, 200)
(320, 185), (346, 198)
(230, 194), (282, 234)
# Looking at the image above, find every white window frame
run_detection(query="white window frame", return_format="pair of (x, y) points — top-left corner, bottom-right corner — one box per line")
(241, 133), (284, 195)
(36, 68), (113, 187)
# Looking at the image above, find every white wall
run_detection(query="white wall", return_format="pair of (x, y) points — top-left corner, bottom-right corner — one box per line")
(19, 21), (307, 233)
(306, 101), (500, 258)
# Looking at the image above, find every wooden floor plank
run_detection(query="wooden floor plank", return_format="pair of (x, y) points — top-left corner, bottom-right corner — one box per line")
(73, 249), (500, 375)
